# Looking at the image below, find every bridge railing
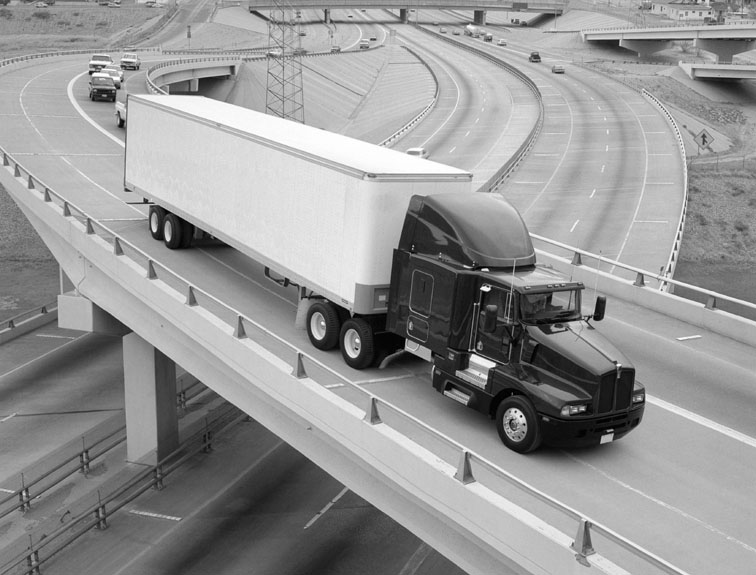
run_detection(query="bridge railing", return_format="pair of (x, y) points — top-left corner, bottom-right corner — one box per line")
(1, 144), (700, 575)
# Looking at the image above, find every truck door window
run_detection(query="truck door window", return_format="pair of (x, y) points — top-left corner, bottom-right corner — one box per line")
(409, 270), (433, 317)
(474, 286), (513, 360)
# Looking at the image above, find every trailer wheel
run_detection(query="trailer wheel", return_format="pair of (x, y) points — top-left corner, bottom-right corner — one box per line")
(163, 213), (183, 249)
(306, 302), (341, 350)
(340, 318), (375, 369)
(149, 206), (165, 240)
(496, 396), (542, 453)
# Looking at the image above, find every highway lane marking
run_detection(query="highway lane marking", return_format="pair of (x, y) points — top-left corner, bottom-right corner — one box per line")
(0, 488), (15, 493)
(1, 413), (17, 423)
(676, 334), (702, 341)
(36, 334), (78, 340)
(129, 509), (182, 522)
(112, 440), (285, 575)
(0, 333), (88, 379)
(570, 220), (579, 233)
(648, 394), (756, 450)
(304, 486), (349, 529)
(566, 449), (756, 556)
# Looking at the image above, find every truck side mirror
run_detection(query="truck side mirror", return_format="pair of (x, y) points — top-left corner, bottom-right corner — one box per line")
(593, 296), (606, 322)
(482, 305), (498, 333)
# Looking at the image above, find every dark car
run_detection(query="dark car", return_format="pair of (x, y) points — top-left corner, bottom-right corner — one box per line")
(528, 51), (541, 62)
(88, 73), (117, 102)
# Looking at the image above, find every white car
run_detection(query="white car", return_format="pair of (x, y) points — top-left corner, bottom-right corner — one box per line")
(88, 53), (113, 75)
(406, 147), (429, 159)
(497, 39), (507, 46)
(102, 65), (124, 89)
(120, 52), (141, 70)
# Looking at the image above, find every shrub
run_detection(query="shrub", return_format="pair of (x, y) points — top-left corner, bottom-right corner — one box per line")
(32, 11), (51, 20)
(0, 8), (12, 19)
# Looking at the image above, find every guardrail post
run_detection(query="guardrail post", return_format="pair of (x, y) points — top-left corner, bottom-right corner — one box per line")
(18, 487), (31, 512)
(43, 188), (51, 202)
(86, 218), (95, 235)
(234, 316), (246, 339)
(79, 449), (91, 475)
(154, 465), (165, 490)
(454, 450), (475, 484)
(2, 152), (8, 166)
(186, 286), (197, 307)
(571, 518), (595, 566)
(7, 319), (15, 329)
(633, 272), (646, 287)
(364, 397), (381, 425)
(27, 175), (35, 190)
(202, 419), (213, 453)
(147, 261), (157, 279)
(62, 202), (71, 217)
(14, 163), (21, 177)
(705, 295), (718, 310)
(113, 237), (124, 256)
(571, 252), (583, 266)
(26, 542), (41, 575)
(94, 504), (108, 530)
(292, 352), (307, 379)
(177, 389), (187, 411)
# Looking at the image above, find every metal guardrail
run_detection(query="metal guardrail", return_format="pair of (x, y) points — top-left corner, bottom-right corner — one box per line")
(0, 301), (56, 332)
(1, 144), (698, 575)
(0, 405), (245, 575)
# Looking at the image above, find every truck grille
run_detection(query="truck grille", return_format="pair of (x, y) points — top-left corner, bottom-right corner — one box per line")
(596, 368), (634, 414)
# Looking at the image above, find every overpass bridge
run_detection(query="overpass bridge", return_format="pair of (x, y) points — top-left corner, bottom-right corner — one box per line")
(247, 0), (566, 24)
(581, 23), (756, 71)
(2, 48), (756, 575)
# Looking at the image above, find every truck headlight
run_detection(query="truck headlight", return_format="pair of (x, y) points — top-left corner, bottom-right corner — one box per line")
(561, 404), (588, 417)
(632, 392), (645, 404)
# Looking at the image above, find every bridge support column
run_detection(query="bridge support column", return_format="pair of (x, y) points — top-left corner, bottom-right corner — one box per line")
(189, 78), (199, 92)
(323, 8), (330, 23)
(695, 38), (754, 63)
(620, 39), (672, 58)
(57, 292), (128, 335)
(399, 8), (408, 23)
(473, 10), (486, 25)
(123, 332), (179, 465)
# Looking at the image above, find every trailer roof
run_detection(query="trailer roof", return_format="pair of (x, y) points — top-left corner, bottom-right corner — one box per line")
(131, 95), (472, 180)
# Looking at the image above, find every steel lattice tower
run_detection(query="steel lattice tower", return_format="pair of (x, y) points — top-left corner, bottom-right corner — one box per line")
(265, 5), (305, 124)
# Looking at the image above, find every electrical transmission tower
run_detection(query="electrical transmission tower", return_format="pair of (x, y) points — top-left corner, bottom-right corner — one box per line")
(265, 3), (305, 124)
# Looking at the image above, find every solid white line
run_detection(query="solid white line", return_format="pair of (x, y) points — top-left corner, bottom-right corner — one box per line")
(0, 334), (88, 379)
(648, 395), (756, 449)
(129, 509), (182, 521)
(304, 486), (349, 530)
(569, 220), (579, 233)
(676, 335), (702, 341)
(1, 413), (18, 423)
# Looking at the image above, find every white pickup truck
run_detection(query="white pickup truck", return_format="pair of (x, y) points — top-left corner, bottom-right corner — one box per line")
(115, 93), (127, 128)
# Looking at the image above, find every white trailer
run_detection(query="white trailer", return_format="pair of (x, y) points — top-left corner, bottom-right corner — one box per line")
(124, 95), (472, 315)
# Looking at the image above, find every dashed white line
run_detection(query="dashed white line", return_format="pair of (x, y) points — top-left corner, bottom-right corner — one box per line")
(129, 509), (182, 522)
(304, 487), (349, 529)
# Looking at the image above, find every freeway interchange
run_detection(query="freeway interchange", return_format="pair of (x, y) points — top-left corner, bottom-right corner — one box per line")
(1, 5), (756, 575)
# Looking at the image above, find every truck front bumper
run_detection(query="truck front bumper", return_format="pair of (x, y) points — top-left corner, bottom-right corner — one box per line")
(538, 404), (645, 448)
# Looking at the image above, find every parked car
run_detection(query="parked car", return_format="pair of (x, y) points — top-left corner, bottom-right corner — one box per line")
(120, 52), (141, 70)
(528, 51), (541, 62)
(405, 147), (429, 159)
(102, 65), (124, 88)
(330, 45), (341, 53)
(34, 2), (48, 7)
(88, 72), (117, 102)
(88, 53), (113, 75)
(551, 64), (566, 74)
(497, 38), (507, 46)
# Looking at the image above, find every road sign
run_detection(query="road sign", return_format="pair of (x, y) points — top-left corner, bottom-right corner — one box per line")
(695, 128), (714, 149)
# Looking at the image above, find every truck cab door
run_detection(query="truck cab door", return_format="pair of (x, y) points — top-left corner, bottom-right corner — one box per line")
(473, 285), (514, 364)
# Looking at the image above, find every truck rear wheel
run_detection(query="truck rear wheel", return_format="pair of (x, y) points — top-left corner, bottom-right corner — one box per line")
(306, 302), (341, 350)
(496, 396), (542, 453)
(340, 318), (375, 369)
(149, 206), (165, 240)
(163, 213), (184, 249)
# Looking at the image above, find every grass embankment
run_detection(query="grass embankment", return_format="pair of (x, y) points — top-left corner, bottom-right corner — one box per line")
(0, 3), (159, 58)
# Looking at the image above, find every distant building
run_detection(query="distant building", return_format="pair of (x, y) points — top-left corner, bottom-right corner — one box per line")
(651, 0), (714, 21)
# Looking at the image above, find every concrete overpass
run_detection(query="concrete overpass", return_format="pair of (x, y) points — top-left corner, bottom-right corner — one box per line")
(581, 23), (756, 66)
(248, 0), (566, 24)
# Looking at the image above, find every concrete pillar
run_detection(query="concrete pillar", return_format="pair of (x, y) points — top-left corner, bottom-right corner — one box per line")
(473, 10), (486, 25)
(323, 8), (330, 24)
(695, 38), (754, 64)
(189, 78), (199, 92)
(399, 8), (408, 23)
(123, 332), (178, 465)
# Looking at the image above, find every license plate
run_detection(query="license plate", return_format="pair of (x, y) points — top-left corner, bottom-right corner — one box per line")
(600, 432), (614, 444)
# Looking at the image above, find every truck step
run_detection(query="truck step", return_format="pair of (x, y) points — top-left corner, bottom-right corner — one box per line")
(455, 354), (494, 389)
(443, 387), (471, 406)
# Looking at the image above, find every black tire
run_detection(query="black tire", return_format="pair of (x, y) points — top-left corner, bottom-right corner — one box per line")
(162, 213), (183, 249)
(116, 112), (125, 128)
(306, 301), (341, 350)
(180, 222), (194, 248)
(495, 396), (542, 453)
(148, 205), (165, 240)
(339, 318), (375, 369)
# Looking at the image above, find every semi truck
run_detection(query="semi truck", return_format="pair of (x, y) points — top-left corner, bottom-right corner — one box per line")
(124, 95), (645, 453)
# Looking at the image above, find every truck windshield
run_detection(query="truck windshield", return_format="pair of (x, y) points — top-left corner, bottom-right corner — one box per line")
(519, 289), (580, 324)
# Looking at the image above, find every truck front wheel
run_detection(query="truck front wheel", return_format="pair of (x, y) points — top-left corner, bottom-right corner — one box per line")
(496, 396), (542, 453)
(340, 318), (375, 369)
(307, 302), (341, 350)
(149, 206), (165, 240)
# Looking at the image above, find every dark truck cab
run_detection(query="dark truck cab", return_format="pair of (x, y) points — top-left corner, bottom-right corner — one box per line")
(386, 193), (645, 452)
